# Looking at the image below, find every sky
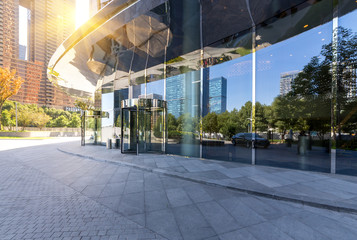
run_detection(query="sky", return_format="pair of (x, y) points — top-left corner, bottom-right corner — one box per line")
(137, 9), (357, 112)
(75, 0), (90, 29)
(19, 0), (90, 46)
(19, 6), (28, 46)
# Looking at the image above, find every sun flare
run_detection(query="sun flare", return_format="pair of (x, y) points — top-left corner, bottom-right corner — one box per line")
(75, 0), (90, 29)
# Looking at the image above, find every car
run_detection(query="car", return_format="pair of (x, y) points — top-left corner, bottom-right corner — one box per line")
(232, 133), (270, 148)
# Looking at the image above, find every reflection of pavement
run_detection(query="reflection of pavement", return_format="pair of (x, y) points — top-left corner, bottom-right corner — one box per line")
(198, 141), (357, 175)
(2, 140), (357, 239)
(58, 141), (357, 214)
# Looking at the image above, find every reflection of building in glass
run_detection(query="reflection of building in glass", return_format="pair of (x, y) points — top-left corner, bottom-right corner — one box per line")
(206, 77), (227, 115)
(49, 0), (357, 174)
(0, 0), (76, 107)
(344, 63), (357, 99)
(280, 71), (300, 96)
(166, 71), (202, 118)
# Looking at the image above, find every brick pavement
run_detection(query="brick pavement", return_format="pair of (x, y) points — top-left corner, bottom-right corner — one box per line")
(1, 139), (357, 239)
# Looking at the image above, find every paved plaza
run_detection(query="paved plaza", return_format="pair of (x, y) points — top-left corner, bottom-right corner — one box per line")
(1, 138), (357, 239)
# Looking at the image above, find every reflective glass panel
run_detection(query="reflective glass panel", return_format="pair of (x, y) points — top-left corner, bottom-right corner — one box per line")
(202, 29), (253, 163)
(336, 2), (357, 175)
(255, 0), (333, 172)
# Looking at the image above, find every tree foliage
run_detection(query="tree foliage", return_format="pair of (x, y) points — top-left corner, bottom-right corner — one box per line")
(0, 67), (23, 129)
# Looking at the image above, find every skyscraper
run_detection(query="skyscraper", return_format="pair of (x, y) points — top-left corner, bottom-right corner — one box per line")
(166, 70), (203, 119)
(0, 0), (76, 108)
(280, 70), (300, 96)
(207, 77), (227, 114)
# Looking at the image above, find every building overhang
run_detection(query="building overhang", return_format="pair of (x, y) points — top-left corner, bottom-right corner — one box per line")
(47, 0), (357, 100)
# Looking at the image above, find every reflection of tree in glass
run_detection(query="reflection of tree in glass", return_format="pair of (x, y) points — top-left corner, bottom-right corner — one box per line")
(285, 27), (357, 141)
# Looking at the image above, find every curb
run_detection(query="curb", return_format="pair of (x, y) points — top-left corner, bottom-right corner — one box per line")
(58, 147), (357, 214)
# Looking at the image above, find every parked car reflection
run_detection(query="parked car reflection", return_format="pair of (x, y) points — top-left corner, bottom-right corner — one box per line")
(232, 133), (270, 148)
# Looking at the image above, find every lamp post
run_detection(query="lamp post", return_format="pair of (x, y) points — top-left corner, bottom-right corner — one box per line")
(247, 118), (252, 133)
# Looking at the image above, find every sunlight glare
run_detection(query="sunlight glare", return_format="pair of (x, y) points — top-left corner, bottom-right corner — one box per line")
(75, 0), (90, 29)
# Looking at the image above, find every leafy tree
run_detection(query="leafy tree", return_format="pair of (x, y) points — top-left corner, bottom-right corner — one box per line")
(68, 114), (81, 128)
(32, 112), (51, 130)
(1, 109), (15, 130)
(74, 98), (94, 111)
(51, 115), (69, 128)
(0, 67), (23, 129)
(255, 102), (270, 132)
(202, 112), (219, 137)
(18, 109), (33, 130)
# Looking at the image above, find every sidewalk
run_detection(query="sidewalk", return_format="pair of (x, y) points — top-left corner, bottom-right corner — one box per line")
(58, 143), (357, 213)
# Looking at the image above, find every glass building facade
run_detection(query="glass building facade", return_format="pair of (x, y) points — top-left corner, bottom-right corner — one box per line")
(48, 0), (357, 176)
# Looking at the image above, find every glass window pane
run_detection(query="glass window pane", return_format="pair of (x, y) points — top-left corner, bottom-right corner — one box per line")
(336, 2), (357, 176)
(255, 0), (333, 172)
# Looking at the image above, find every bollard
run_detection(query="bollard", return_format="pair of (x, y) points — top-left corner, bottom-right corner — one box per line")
(298, 136), (307, 155)
(115, 138), (120, 149)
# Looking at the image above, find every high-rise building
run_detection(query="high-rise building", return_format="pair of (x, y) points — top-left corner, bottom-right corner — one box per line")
(207, 77), (227, 115)
(279, 70), (300, 96)
(0, 0), (76, 108)
(166, 71), (202, 118)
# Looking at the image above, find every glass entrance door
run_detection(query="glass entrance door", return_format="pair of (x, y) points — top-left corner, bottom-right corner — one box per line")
(121, 99), (166, 154)
(121, 107), (138, 154)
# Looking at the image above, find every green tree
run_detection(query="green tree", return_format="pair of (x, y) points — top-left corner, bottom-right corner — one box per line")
(32, 112), (51, 130)
(218, 111), (238, 139)
(51, 115), (70, 128)
(1, 109), (15, 130)
(202, 112), (219, 137)
(68, 113), (81, 128)
(18, 109), (33, 130)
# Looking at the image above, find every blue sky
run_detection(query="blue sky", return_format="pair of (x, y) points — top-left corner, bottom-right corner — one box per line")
(143, 10), (357, 112)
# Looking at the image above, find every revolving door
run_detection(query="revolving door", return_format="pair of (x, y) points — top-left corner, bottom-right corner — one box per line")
(121, 98), (167, 154)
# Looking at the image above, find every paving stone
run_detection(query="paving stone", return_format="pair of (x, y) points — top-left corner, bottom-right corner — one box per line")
(3, 140), (357, 240)
(247, 222), (295, 240)
(196, 201), (239, 234)
(146, 209), (182, 240)
(145, 190), (170, 212)
(219, 229), (257, 240)
(166, 188), (193, 208)
(218, 197), (265, 227)
(172, 204), (216, 240)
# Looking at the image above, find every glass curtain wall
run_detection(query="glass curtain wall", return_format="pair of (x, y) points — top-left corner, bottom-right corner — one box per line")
(95, 0), (357, 175)
(336, 1), (357, 175)
(201, 0), (253, 163)
(255, 0), (333, 172)
(165, 0), (201, 157)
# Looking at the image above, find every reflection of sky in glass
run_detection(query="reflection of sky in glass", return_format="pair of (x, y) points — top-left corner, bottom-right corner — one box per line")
(142, 80), (164, 98)
(137, 9), (357, 112)
(209, 54), (252, 111)
(340, 8), (357, 30)
(102, 92), (114, 127)
(256, 22), (332, 105)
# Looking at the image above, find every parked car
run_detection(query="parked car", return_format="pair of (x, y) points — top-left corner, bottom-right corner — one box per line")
(232, 133), (270, 148)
